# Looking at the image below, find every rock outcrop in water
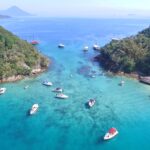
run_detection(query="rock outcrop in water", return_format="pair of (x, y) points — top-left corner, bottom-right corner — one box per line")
(0, 26), (49, 83)
(97, 26), (150, 77)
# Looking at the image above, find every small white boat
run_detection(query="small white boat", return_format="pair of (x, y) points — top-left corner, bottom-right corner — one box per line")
(93, 44), (100, 50)
(104, 128), (118, 140)
(55, 93), (68, 99)
(58, 43), (65, 48)
(88, 99), (96, 108)
(52, 87), (63, 93)
(30, 104), (39, 115)
(0, 88), (6, 95)
(24, 85), (29, 89)
(119, 80), (125, 86)
(43, 81), (53, 86)
(83, 46), (88, 51)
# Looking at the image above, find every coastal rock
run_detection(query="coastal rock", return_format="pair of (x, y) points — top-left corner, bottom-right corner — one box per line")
(0, 75), (22, 83)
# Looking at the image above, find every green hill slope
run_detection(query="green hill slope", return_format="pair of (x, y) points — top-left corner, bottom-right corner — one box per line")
(0, 26), (49, 82)
(98, 26), (150, 75)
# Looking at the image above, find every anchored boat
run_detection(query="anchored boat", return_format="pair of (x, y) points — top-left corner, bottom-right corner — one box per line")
(52, 87), (63, 93)
(87, 99), (96, 108)
(0, 88), (6, 95)
(30, 104), (39, 115)
(58, 43), (65, 48)
(104, 128), (118, 140)
(55, 93), (68, 99)
(43, 81), (53, 86)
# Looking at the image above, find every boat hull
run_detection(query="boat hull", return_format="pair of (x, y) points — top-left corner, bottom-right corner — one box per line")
(0, 88), (6, 94)
(104, 131), (118, 140)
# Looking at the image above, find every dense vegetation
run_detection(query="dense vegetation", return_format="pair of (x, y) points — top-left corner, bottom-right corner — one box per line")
(0, 26), (49, 80)
(99, 26), (150, 75)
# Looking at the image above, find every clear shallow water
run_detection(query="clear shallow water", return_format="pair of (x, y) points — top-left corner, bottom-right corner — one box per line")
(0, 18), (150, 150)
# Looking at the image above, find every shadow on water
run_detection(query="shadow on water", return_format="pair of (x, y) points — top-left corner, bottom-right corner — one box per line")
(26, 110), (30, 116)
(85, 102), (90, 109)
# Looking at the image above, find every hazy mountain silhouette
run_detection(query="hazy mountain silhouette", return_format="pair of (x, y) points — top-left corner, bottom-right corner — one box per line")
(0, 6), (31, 17)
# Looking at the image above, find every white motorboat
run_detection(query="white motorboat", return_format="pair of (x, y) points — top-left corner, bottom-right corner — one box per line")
(52, 87), (63, 93)
(43, 81), (53, 86)
(30, 104), (39, 115)
(83, 46), (89, 51)
(104, 128), (118, 140)
(55, 93), (68, 99)
(58, 43), (65, 48)
(88, 99), (96, 108)
(0, 88), (6, 95)
(93, 44), (100, 50)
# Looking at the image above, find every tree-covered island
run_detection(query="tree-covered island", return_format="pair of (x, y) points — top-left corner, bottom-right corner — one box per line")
(97, 26), (150, 77)
(0, 26), (49, 83)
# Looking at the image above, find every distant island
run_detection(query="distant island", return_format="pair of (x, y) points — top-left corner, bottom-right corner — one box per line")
(0, 26), (49, 83)
(0, 6), (31, 17)
(96, 26), (150, 77)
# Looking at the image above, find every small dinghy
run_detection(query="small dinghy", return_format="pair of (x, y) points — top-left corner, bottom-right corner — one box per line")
(0, 88), (6, 95)
(119, 80), (125, 86)
(93, 44), (100, 50)
(58, 43), (65, 48)
(88, 99), (96, 108)
(31, 40), (39, 45)
(83, 46), (88, 51)
(104, 128), (118, 140)
(24, 85), (29, 89)
(30, 104), (39, 115)
(55, 93), (68, 99)
(52, 87), (63, 93)
(43, 81), (53, 86)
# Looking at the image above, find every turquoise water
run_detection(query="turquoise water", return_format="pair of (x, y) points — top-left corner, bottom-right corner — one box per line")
(0, 18), (150, 150)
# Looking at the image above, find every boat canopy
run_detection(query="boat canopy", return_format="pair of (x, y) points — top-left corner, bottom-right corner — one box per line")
(109, 128), (116, 134)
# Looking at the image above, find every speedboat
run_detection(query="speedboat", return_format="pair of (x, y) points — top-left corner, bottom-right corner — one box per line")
(43, 81), (53, 86)
(93, 44), (100, 50)
(83, 46), (88, 51)
(104, 128), (118, 140)
(88, 99), (96, 108)
(30, 104), (39, 115)
(31, 40), (39, 45)
(52, 87), (63, 93)
(55, 93), (68, 99)
(58, 43), (65, 48)
(119, 80), (125, 86)
(0, 88), (6, 95)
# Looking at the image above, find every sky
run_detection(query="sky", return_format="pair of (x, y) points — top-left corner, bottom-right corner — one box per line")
(0, 0), (150, 18)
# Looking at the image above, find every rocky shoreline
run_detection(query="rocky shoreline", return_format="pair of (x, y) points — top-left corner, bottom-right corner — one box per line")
(94, 55), (150, 84)
(0, 67), (48, 84)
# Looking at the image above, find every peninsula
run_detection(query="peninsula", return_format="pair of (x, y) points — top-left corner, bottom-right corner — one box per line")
(0, 26), (49, 83)
(97, 26), (150, 78)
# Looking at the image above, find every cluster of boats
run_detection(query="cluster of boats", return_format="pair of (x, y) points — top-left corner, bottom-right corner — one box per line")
(42, 80), (69, 99)
(0, 75), (119, 141)
(57, 43), (100, 52)
(83, 44), (100, 52)
(83, 44), (100, 51)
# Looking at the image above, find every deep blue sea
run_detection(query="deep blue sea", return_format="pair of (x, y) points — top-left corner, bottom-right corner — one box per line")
(0, 17), (150, 150)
